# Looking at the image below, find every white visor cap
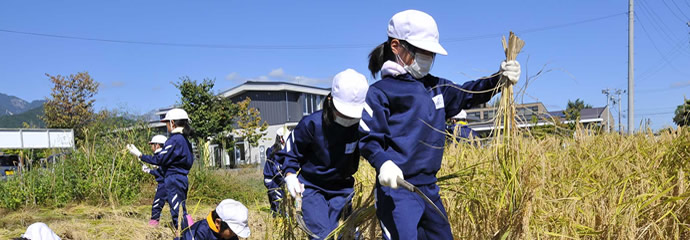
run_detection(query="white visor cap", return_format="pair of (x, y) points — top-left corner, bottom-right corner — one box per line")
(331, 69), (369, 119)
(162, 108), (189, 122)
(149, 135), (168, 144)
(276, 127), (285, 137)
(387, 9), (447, 56)
(453, 110), (468, 119)
(216, 199), (250, 238)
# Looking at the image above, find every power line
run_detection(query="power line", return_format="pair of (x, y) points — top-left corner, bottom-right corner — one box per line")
(670, 0), (690, 19)
(662, 0), (689, 23)
(635, 14), (688, 76)
(635, 111), (675, 116)
(0, 12), (627, 50)
(639, 0), (688, 49)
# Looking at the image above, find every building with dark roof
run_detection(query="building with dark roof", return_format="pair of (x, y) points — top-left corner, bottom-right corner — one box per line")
(464, 102), (613, 135)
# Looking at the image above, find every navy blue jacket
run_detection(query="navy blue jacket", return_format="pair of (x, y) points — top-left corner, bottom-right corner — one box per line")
(150, 168), (165, 183)
(359, 73), (499, 185)
(181, 218), (239, 240)
(263, 145), (284, 189)
(447, 123), (477, 140)
(277, 110), (361, 190)
(141, 133), (194, 176)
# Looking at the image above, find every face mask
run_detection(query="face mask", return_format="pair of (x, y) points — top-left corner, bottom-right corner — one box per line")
(334, 115), (359, 127)
(397, 45), (435, 79)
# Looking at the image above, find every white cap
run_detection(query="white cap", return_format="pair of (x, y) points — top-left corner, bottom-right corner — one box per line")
(149, 135), (167, 144)
(162, 108), (189, 122)
(216, 199), (250, 238)
(331, 69), (369, 119)
(387, 10), (447, 56)
(275, 127), (285, 137)
(453, 110), (467, 119)
(22, 222), (62, 240)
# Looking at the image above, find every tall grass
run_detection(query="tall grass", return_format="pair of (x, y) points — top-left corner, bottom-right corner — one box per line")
(0, 123), (153, 209)
(307, 127), (690, 239)
(0, 122), (265, 211)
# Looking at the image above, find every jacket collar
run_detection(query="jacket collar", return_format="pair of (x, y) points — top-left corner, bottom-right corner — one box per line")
(171, 127), (184, 134)
(381, 60), (407, 77)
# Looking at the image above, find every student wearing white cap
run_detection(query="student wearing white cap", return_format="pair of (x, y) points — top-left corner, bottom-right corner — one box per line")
(141, 134), (168, 226)
(181, 199), (251, 240)
(262, 126), (287, 216)
(14, 222), (61, 240)
(126, 108), (196, 235)
(360, 10), (521, 239)
(276, 69), (369, 239)
(447, 110), (476, 140)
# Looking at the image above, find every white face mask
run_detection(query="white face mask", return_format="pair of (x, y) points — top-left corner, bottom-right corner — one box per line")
(334, 115), (359, 127)
(397, 45), (434, 79)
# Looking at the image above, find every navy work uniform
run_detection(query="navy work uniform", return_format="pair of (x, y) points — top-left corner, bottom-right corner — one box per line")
(263, 145), (285, 215)
(182, 217), (238, 240)
(149, 149), (167, 221)
(359, 69), (500, 239)
(446, 121), (476, 141)
(141, 130), (195, 231)
(277, 111), (360, 239)
(181, 199), (251, 240)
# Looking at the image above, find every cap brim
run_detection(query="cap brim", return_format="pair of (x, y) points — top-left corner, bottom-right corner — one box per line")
(406, 39), (448, 55)
(228, 223), (250, 238)
(332, 98), (364, 119)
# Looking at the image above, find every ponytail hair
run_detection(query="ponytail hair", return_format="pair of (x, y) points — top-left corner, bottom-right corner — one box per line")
(269, 137), (282, 160)
(368, 37), (397, 78)
(173, 119), (195, 138)
(321, 93), (336, 127)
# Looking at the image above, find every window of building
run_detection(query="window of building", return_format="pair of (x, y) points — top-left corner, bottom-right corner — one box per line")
(485, 110), (495, 120)
(303, 93), (323, 115)
(316, 95), (322, 110)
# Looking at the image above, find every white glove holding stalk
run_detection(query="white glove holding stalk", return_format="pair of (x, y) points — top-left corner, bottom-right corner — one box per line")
(500, 60), (521, 84)
(285, 174), (305, 198)
(142, 164), (151, 173)
(379, 160), (404, 189)
(126, 144), (142, 158)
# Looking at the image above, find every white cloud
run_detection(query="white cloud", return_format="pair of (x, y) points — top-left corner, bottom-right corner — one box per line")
(227, 68), (330, 86)
(111, 81), (125, 87)
(268, 68), (285, 78)
(671, 80), (690, 88)
(225, 72), (240, 81)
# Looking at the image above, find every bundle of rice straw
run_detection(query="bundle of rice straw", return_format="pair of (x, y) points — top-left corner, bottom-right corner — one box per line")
(492, 32), (525, 236)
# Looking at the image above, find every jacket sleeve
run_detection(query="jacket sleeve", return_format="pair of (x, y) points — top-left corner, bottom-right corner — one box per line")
(149, 167), (163, 179)
(442, 74), (501, 118)
(358, 86), (393, 171)
(140, 140), (179, 167)
(277, 119), (313, 175)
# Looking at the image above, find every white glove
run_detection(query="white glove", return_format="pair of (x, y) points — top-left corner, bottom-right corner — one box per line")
(126, 144), (142, 158)
(500, 60), (521, 84)
(378, 160), (404, 189)
(142, 164), (151, 173)
(285, 174), (304, 198)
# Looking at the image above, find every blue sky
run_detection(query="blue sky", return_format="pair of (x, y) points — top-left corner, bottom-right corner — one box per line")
(1, 1), (688, 130)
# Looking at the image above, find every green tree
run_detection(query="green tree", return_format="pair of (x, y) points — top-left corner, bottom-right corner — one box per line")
(236, 97), (269, 163)
(564, 98), (592, 121)
(673, 98), (690, 127)
(174, 76), (238, 141)
(41, 72), (100, 140)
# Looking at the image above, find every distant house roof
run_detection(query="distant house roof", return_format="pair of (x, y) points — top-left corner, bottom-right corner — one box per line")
(219, 81), (331, 99)
(467, 104), (611, 132)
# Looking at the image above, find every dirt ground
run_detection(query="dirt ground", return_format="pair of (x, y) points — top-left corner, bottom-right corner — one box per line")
(0, 202), (271, 240)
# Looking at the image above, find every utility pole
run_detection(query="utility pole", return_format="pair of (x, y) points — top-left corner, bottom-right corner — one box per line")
(602, 89), (611, 133)
(615, 89), (626, 133)
(628, 0), (635, 134)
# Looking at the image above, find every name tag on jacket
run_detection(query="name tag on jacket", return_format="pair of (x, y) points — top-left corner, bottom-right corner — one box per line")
(432, 94), (444, 109)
